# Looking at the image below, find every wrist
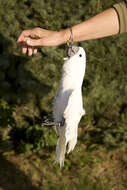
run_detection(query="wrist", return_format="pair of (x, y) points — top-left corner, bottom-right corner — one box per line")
(58, 29), (70, 45)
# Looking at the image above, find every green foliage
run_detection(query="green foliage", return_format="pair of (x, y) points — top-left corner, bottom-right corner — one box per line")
(43, 177), (109, 190)
(0, 0), (127, 154)
(9, 124), (57, 153)
(73, 178), (109, 190)
(1, 1), (127, 190)
(0, 99), (15, 128)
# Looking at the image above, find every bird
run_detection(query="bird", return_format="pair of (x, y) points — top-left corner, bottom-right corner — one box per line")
(53, 45), (86, 167)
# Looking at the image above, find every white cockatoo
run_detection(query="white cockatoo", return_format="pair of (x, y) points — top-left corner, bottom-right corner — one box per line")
(53, 45), (86, 167)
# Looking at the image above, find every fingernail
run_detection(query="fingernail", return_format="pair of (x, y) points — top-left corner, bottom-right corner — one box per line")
(27, 39), (30, 45)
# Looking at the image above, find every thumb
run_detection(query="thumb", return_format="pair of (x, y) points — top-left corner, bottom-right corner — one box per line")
(26, 38), (42, 47)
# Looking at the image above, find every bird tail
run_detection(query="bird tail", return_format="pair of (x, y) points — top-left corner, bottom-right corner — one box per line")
(67, 135), (77, 154)
(55, 136), (67, 168)
(55, 124), (78, 167)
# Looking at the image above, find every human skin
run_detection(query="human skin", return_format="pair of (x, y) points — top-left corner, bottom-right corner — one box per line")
(17, 8), (119, 56)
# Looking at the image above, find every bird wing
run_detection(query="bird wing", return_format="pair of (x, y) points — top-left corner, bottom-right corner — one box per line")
(63, 90), (84, 153)
(63, 90), (83, 125)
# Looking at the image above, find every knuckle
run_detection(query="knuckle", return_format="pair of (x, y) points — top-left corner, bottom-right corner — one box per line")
(21, 30), (27, 37)
(34, 27), (40, 32)
(22, 30), (26, 34)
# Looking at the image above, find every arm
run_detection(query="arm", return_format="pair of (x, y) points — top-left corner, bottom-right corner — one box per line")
(17, 7), (119, 55)
(67, 8), (119, 42)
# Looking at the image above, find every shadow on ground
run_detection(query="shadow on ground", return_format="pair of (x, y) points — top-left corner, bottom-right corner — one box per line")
(0, 154), (41, 190)
(0, 33), (51, 189)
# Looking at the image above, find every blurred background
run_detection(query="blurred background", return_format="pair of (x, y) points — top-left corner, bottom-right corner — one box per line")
(0, 0), (127, 189)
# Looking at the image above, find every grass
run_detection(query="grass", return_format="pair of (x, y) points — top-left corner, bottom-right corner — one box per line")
(1, 140), (127, 190)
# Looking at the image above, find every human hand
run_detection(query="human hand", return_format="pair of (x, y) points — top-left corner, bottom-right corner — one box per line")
(17, 27), (69, 56)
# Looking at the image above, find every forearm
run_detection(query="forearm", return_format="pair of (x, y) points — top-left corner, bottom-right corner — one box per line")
(17, 5), (121, 52)
(61, 8), (119, 44)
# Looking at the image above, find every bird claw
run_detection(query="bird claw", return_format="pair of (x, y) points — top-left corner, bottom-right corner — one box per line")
(57, 117), (65, 127)
(41, 116), (65, 128)
(41, 116), (55, 127)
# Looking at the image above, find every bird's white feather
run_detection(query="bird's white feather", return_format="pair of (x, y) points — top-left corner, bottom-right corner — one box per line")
(53, 47), (86, 167)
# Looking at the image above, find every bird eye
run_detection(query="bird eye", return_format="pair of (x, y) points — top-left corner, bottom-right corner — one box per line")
(79, 54), (82, 57)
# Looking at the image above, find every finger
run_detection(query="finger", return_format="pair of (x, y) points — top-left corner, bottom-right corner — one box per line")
(28, 46), (33, 56)
(17, 30), (31, 44)
(26, 38), (42, 47)
(22, 44), (28, 54)
(33, 47), (38, 54)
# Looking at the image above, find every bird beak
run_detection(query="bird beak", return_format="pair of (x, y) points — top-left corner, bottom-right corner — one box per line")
(67, 46), (79, 58)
